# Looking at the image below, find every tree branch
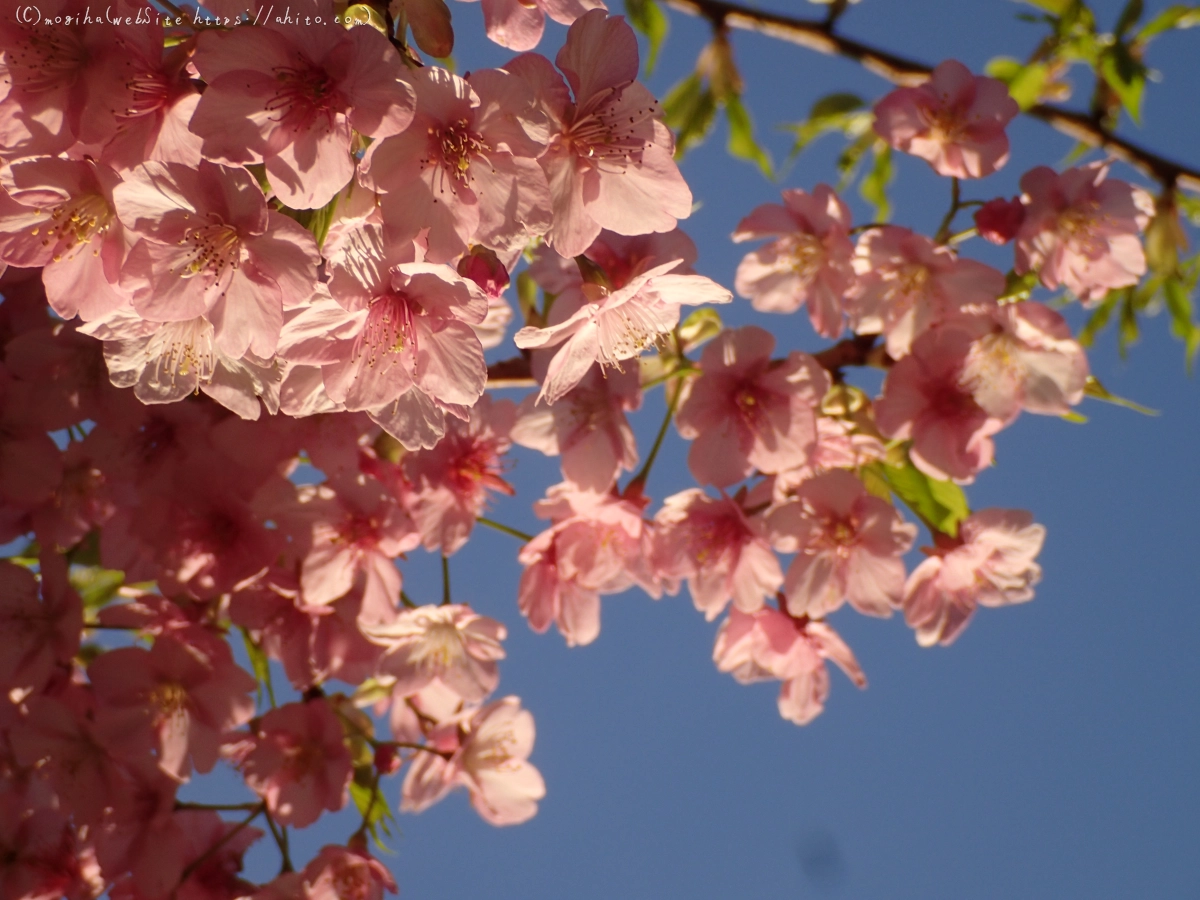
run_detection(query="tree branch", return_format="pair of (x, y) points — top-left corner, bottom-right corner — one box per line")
(660, 0), (1200, 192)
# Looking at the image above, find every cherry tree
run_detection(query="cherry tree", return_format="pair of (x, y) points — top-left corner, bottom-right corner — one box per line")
(0, 0), (1196, 893)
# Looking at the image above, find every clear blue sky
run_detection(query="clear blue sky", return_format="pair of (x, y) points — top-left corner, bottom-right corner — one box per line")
(233, 2), (1200, 896)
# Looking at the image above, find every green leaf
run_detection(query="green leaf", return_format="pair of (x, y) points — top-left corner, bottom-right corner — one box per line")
(1077, 289), (1121, 346)
(70, 566), (124, 611)
(783, 93), (869, 157)
(1098, 43), (1147, 124)
(986, 57), (1051, 110)
(677, 307), (722, 352)
(1061, 410), (1089, 423)
(240, 627), (276, 709)
(1162, 276), (1200, 369)
(350, 775), (394, 841)
(835, 131), (875, 190)
(662, 73), (718, 157)
(1022, 0), (1071, 13)
(998, 269), (1041, 303)
(625, 0), (669, 75)
(859, 142), (893, 222)
(724, 95), (772, 177)
(306, 192), (340, 250)
(1114, 0), (1144, 37)
(1083, 375), (1159, 414)
(1137, 4), (1200, 41)
(867, 458), (970, 537)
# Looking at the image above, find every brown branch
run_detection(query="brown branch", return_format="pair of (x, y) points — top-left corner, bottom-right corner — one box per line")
(660, 0), (1200, 192)
(486, 355), (534, 387)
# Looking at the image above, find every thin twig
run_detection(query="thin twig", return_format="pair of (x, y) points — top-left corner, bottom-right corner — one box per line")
(476, 517), (534, 542)
(661, 0), (1200, 191)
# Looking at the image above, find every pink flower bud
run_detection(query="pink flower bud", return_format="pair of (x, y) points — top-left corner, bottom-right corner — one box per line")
(974, 197), (1025, 244)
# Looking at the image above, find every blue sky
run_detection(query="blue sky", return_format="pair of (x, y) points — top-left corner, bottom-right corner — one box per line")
(226, 2), (1200, 896)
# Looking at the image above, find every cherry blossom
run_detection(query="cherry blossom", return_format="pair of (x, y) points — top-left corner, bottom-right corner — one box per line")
(402, 696), (545, 825)
(874, 59), (1018, 179)
(874, 323), (1012, 483)
(903, 509), (1045, 646)
(713, 606), (866, 726)
(674, 325), (829, 488)
(514, 259), (730, 404)
(848, 225), (1004, 359)
(364, 604), (506, 703)
(506, 11), (693, 258)
(732, 184), (855, 336)
(113, 161), (320, 359)
(466, 0), (607, 51)
(189, 18), (415, 209)
(767, 469), (917, 618)
(241, 699), (354, 828)
(360, 66), (551, 262)
(302, 844), (397, 900)
(1014, 162), (1154, 303)
(653, 489), (782, 621)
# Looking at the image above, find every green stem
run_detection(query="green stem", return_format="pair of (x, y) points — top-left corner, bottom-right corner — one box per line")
(440, 555), (451, 605)
(400, 589), (417, 609)
(626, 378), (683, 495)
(935, 177), (961, 244)
(476, 517), (533, 542)
(263, 809), (293, 874)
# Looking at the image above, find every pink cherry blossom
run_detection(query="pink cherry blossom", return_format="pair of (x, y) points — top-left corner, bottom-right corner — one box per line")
(120, 810), (260, 900)
(528, 227), (699, 295)
(280, 235), (489, 435)
(974, 196), (1024, 244)
(1014, 162), (1153, 303)
(113, 161), (320, 358)
(517, 483), (658, 646)
(241, 699), (353, 828)
(674, 325), (829, 488)
(511, 362), (640, 491)
(903, 509), (1045, 646)
(364, 604), (506, 703)
(0, 796), (79, 900)
(302, 845), (397, 900)
(360, 66), (551, 262)
(402, 394), (516, 554)
(402, 696), (545, 825)
(713, 606), (866, 726)
(466, 0), (607, 51)
(0, 0), (102, 158)
(82, 306), (282, 420)
(458, 246), (515, 349)
(0, 555), (80, 695)
(653, 489), (782, 621)
(0, 366), (63, 511)
(874, 324), (1012, 483)
(87, 634), (256, 779)
(873, 59), (1018, 179)
(767, 469), (917, 618)
(957, 302), (1089, 420)
(294, 472), (419, 621)
(506, 11), (693, 258)
(189, 19), (415, 209)
(847, 225), (1004, 359)
(93, 760), (188, 899)
(75, 13), (203, 170)
(769, 416), (888, 503)
(732, 184), (855, 336)
(0, 156), (128, 322)
(515, 259), (730, 404)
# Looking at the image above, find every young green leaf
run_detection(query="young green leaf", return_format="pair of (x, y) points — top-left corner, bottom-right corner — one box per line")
(625, 0), (669, 75)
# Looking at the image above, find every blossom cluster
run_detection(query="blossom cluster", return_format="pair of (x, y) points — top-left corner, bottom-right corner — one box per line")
(0, 1), (1155, 893)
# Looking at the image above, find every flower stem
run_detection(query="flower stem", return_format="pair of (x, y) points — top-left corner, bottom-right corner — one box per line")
(626, 378), (683, 497)
(441, 555), (451, 605)
(177, 804), (265, 888)
(476, 517), (533, 542)
(935, 177), (961, 244)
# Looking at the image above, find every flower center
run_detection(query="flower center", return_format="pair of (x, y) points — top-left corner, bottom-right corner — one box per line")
(7, 27), (88, 93)
(267, 63), (338, 127)
(120, 70), (171, 119)
(411, 620), (465, 669)
(150, 681), (189, 717)
(359, 291), (417, 368)
(423, 119), (490, 195)
(177, 220), (244, 281)
(148, 318), (217, 386)
(563, 87), (658, 171)
(36, 193), (113, 261)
